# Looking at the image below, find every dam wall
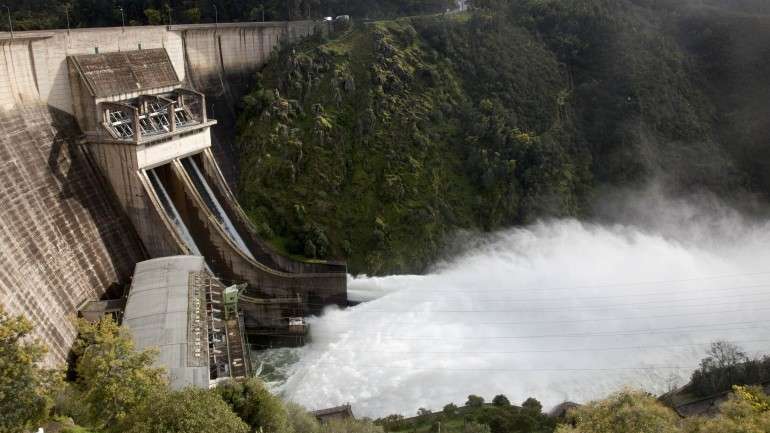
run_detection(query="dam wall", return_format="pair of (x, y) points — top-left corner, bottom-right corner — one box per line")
(0, 21), (318, 117)
(0, 21), (323, 365)
(0, 105), (145, 363)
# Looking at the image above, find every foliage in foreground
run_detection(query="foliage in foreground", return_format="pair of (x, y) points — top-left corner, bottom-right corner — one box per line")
(120, 387), (250, 433)
(69, 317), (166, 428)
(556, 390), (681, 433)
(0, 312), (382, 433)
(4, 309), (770, 433)
(0, 305), (61, 433)
(558, 387), (770, 433)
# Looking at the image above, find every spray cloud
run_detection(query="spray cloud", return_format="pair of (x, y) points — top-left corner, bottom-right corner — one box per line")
(261, 196), (770, 417)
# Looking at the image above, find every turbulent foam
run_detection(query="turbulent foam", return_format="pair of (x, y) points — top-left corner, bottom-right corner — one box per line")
(260, 209), (770, 417)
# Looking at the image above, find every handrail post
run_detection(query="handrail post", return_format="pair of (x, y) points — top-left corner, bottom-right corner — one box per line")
(133, 106), (141, 144)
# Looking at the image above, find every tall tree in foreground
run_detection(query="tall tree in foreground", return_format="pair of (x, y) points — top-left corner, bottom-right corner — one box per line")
(0, 306), (60, 433)
(70, 316), (166, 430)
(216, 377), (293, 433)
(120, 387), (250, 433)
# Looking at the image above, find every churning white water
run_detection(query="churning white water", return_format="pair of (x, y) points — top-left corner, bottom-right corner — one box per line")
(259, 199), (770, 417)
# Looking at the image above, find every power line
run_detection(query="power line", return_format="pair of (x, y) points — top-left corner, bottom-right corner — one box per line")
(291, 320), (770, 340)
(280, 361), (700, 373)
(347, 270), (770, 294)
(300, 305), (770, 326)
(352, 282), (770, 304)
(286, 338), (770, 356)
(249, 322), (770, 342)
(297, 293), (770, 313)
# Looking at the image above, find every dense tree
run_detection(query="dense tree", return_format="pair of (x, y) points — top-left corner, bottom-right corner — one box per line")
(556, 386), (770, 433)
(443, 403), (458, 416)
(70, 317), (166, 430)
(466, 395), (485, 407)
(685, 386), (770, 433)
(0, 0), (456, 30)
(0, 306), (60, 433)
(556, 390), (681, 433)
(239, 11), (590, 274)
(458, 422), (492, 433)
(492, 395), (510, 407)
(522, 398), (543, 414)
(287, 401), (322, 433)
(216, 377), (293, 433)
(119, 388), (250, 433)
(685, 342), (770, 397)
(701, 341), (749, 370)
(322, 418), (384, 433)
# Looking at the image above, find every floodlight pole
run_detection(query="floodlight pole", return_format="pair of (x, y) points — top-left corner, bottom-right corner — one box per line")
(65, 5), (70, 34)
(118, 6), (125, 31)
(212, 3), (218, 27)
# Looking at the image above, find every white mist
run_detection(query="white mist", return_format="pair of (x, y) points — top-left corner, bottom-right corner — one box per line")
(263, 201), (770, 417)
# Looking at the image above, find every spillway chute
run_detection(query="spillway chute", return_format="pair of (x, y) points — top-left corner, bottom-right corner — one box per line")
(145, 167), (203, 256)
(180, 156), (256, 261)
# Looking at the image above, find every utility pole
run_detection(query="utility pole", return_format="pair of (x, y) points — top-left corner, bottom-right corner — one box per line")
(118, 6), (125, 31)
(64, 4), (70, 34)
(1, 5), (12, 39)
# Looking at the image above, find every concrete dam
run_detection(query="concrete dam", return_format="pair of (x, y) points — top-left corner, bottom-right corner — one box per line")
(0, 21), (347, 366)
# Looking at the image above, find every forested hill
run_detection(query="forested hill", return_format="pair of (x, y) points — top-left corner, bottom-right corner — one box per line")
(235, 0), (770, 275)
(0, 0), (454, 30)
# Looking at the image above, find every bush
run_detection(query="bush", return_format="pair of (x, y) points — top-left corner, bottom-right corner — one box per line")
(287, 402), (322, 433)
(216, 378), (293, 433)
(685, 386), (770, 432)
(120, 388), (249, 433)
(322, 418), (384, 433)
(70, 317), (166, 430)
(492, 395), (510, 407)
(443, 403), (458, 416)
(556, 390), (681, 433)
(466, 395), (485, 407)
(0, 306), (60, 433)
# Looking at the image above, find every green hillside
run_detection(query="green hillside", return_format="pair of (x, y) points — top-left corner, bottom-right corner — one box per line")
(235, 0), (770, 275)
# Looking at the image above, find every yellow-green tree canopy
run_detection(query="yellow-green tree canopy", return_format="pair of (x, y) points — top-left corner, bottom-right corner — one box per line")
(685, 386), (770, 433)
(216, 377), (293, 433)
(556, 390), (682, 433)
(71, 316), (166, 430)
(120, 387), (250, 433)
(0, 305), (60, 433)
(321, 418), (384, 433)
(286, 402), (322, 433)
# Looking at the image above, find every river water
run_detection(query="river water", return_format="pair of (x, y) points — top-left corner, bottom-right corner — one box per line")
(254, 201), (770, 417)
